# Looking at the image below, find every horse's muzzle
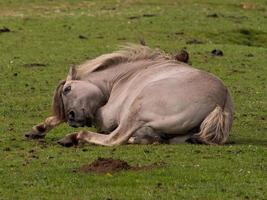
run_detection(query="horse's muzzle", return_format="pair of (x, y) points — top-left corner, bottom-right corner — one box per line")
(68, 120), (84, 128)
(85, 117), (92, 127)
(68, 118), (92, 128)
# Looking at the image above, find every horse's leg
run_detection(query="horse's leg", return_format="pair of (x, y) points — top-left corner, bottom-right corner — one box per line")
(25, 116), (63, 139)
(128, 126), (166, 144)
(58, 122), (143, 147)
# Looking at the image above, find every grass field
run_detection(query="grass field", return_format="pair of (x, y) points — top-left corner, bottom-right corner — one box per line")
(0, 0), (266, 199)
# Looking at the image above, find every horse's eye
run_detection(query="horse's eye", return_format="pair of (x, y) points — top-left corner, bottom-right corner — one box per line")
(63, 85), (71, 95)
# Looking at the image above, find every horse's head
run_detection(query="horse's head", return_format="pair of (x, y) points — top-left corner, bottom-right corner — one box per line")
(53, 66), (104, 128)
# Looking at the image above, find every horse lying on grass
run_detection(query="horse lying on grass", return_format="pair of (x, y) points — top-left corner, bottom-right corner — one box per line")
(25, 44), (234, 146)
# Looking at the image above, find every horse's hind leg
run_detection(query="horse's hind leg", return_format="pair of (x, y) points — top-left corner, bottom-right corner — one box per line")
(167, 127), (200, 144)
(25, 116), (62, 139)
(167, 134), (191, 144)
(128, 127), (165, 144)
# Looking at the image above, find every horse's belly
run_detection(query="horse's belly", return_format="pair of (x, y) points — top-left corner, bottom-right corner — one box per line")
(135, 72), (227, 134)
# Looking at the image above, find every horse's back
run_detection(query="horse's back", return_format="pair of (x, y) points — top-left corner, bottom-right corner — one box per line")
(132, 63), (227, 109)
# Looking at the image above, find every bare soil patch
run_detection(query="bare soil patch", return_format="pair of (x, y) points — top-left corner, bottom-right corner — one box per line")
(186, 39), (204, 44)
(211, 49), (224, 56)
(76, 157), (165, 174)
(23, 63), (47, 67)
(0, 27), (11, 33)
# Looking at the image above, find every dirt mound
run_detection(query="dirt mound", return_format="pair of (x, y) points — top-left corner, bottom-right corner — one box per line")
(174, 50), (189, 63)
(76, 157), (165, 174)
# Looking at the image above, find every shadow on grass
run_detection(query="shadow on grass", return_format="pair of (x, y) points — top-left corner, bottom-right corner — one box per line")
(226, 138), (267, 146)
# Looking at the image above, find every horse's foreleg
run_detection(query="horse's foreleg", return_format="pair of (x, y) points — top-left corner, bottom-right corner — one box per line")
(25, 116), (63, 139)
(58, 123), (142, 147)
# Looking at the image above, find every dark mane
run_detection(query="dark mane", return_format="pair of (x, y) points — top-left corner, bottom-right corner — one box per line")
(52, 80), (66, 121)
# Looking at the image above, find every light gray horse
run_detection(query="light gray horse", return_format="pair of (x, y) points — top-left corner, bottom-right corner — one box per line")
(26, 44), (234, 146)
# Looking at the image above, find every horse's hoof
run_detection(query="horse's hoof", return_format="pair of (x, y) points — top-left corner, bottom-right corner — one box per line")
(128, 137), (137, 144)
(57, 134), (78, 147)
(57, 139), (74, 147)
(25, 132), (45, 139)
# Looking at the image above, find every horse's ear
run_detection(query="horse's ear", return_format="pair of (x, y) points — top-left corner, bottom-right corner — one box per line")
(66, 65), (77, 81)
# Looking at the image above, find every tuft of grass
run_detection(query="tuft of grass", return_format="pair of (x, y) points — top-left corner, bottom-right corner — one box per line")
(0, 0), (266, 199)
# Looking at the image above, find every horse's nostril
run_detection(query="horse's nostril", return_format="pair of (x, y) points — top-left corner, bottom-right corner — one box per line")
(68, 111), (75, 121)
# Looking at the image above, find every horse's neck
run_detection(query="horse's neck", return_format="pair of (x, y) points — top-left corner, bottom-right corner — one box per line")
(79, 60), (157, 99)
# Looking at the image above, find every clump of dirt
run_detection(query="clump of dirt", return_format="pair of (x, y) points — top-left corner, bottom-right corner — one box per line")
(3, 147), (11, 151)
(186, 39), (204, 44)
(78, 35), (88, 40)
(174, 50), (189, 63)
(23, 63), (47, 67)
(207, 13), (219, 18)
(211, 49), (224, 56)
(0, 27), (10, 33)
(76, 157), (165, 174)
(127, 14), (157, 20)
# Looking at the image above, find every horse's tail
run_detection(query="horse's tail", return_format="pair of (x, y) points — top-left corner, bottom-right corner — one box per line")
(190, 90), (234, 145)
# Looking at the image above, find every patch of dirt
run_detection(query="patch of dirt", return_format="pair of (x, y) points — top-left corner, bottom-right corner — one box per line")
(0, 2), (95, 17)
(174, 31), (184, 35)
(208, 28), (267, 47)
(128, 16), (140, 20)
(211, 49), (224, 56)
(96, 35), (104, 39)
(3, 147), (11, 151)
(245, 53), (254, 57)
(207, 13), (219, 18)
(75, 157), (165, 174)
(78, 35), (88, 40)
(117, 37), (127, 41)
(241, 3), (257, 10)
(128, 14), (157, 20)
(0, 27), (11, 33)
(186, 39), (204, 44)
(142, 14), (157, 18)
(23, 63), (47, 67)
(231, 69), (245, 73)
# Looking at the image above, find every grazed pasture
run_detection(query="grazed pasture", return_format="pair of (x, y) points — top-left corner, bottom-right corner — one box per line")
(0, 0), (266, 199)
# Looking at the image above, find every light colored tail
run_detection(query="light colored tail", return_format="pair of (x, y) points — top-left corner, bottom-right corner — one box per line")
(191, 91), (234, 145)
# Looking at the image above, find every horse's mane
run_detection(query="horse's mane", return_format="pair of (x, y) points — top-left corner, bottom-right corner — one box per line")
(76, 44), (171, 75)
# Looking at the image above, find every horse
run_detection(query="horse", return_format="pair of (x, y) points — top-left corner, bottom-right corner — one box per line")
(25, 44), (234, 146)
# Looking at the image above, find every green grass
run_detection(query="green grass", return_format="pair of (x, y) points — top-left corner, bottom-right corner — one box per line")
(0, 0), (266, 199)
